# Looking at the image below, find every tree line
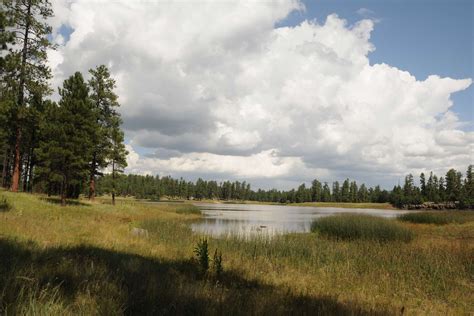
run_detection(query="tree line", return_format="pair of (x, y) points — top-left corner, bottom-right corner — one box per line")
(96, 166), (473, 208)
(0, 0), (127, 205)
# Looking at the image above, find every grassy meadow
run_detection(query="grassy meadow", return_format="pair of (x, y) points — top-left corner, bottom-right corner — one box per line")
(0, 191), (473, 315)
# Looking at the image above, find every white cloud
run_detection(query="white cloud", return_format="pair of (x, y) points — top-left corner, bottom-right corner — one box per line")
(47, 0), (472, 189)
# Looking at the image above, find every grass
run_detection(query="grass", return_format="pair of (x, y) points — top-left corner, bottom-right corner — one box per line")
(398, 211), (474, 225)
(0, 191), (473, 315)
(311, 214), (414, 242)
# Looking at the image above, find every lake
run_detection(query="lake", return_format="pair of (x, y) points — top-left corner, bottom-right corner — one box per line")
(191, 203), (413, 237)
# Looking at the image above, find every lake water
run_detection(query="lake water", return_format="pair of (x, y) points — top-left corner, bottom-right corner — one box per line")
(191, 203), (413, 237)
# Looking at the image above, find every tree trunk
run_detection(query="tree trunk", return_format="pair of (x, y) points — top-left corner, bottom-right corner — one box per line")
(23, 152), (30, 192)
(10, 127), (21, 192)
(60, 177), (66, 206)
(89, 174), (95, 200)
(1, 147), (10, 188)
(11, 1), (32, 192)
(112, 160), (115, 205)
(89, 152), (97, 200)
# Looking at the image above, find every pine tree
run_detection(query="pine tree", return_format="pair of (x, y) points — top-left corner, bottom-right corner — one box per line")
(35, 72), (95, 205)
(87, 65), (121, 200)
(4, 0), (54, 192)
(109, 116), (127, 205)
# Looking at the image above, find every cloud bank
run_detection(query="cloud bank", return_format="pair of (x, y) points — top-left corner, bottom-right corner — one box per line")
(48, 0), (472, 189)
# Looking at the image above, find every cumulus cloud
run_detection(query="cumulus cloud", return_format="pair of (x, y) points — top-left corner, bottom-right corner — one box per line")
(47, 0), (472, 189)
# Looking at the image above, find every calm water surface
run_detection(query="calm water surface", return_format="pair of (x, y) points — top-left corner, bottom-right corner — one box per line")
(191, 203), (413, 237)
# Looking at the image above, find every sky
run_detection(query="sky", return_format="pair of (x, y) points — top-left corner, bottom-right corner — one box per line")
(47, 0), (473, 190)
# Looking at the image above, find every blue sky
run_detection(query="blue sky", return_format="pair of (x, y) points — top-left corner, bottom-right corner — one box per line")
(280, 0), (473, 129)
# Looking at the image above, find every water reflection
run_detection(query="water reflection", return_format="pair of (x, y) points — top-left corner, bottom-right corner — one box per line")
(191, 203), (412, 238)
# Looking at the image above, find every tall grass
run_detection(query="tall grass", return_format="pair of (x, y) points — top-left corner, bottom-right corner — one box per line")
(0, 192), (472, 314)
(311, 214), (414, 242)
(398, 211), (474, 225)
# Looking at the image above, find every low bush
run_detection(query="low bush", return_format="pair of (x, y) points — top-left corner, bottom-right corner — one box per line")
(0, 196), (11, 212)
(311, 214), (414, 242)
(398, 211), (474, 225)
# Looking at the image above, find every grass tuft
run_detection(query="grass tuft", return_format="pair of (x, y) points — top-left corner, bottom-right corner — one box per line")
(174, 204), (201, 215)
(311, 214), (414, 242)
(398, 211), (474, 225)
(0, 196), (11, 212)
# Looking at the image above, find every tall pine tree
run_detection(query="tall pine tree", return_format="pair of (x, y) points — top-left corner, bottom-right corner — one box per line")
(87, 65), (121, 200)
(3, 0), (54, 192)
(35, 72), (95, 205)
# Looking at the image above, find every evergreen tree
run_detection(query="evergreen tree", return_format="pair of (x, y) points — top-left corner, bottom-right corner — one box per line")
(4, 0), (54, 192)
(87, 65), (121, 200)
(109, 116), (128, 205)
(445, 169), (462, 202)
(35, 72), (95, 205)
(420, 172), (426, 200)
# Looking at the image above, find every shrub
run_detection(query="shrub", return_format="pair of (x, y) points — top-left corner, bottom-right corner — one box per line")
(311, 214), (414, 242)
(398, 211), (474, 225)
(0, 197), (11, 212)
(194, 239), (209, 274)
(212, 249), (223, 279)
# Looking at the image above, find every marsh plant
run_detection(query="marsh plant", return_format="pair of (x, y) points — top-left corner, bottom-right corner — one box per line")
(398, 211), (474, 225)
(212, 249), (223, 278)
(311, 214), (414, 242)
(194, 238), (209, 274)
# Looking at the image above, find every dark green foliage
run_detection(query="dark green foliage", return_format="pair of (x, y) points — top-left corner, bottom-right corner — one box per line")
(35, 72), (96, 203)
(311, 214), (414, 242)
(0, 196), (11, 212)
(212, 248), (223, 278)
(398, 211), (474, 225)
(194, 239), (209, 274)
(87, 65), (126, 201)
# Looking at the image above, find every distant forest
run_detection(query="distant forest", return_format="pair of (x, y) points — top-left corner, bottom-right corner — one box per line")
(96, 165), (474, 208)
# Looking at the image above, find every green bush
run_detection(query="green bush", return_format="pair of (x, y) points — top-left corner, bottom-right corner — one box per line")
(194, 239), (209, 274)
(311, 214), (414, 242)
(212, 249), (223, 279)
(0, 197), (11, 212)
(398, 211), (474, 225)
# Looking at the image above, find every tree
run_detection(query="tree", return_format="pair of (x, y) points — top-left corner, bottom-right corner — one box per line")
(35, 72), (95, 205)
(87, 65), (121, 200)
(109, 116), (128, 205)
(461, 165), (474, 208)
(445, 169), (462, 202)
(4, 0), (54, 192)
(420, 172), (426, 199)
(310, 179), (322, 202)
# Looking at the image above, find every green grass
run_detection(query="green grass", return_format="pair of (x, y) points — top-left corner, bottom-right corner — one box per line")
(398, 211), (474, 225)
(0, 191), (473, 314)
(311, 214), (414, 242)
(174, 204), (202, 215)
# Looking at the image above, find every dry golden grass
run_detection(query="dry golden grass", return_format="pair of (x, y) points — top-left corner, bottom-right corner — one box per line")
(0, 191), (473, 315)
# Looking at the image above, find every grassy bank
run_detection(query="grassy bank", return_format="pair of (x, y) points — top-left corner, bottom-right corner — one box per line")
(0, 192), (473, 314)
(399, 211), (474, 225)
